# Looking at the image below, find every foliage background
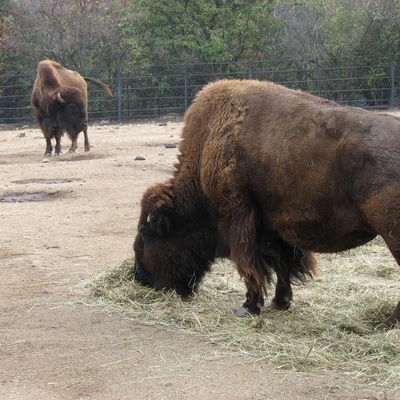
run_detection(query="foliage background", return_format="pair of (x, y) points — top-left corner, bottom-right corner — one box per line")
(1, 0), (399, 77)
(0, 0), (399, 124)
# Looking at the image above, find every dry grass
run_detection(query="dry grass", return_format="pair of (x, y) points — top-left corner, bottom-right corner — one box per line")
(90, 237), (400, 392)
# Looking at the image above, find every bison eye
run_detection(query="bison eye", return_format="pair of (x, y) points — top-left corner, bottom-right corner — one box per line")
(138, 224), (151, 242)
(148, 213), (173, 236)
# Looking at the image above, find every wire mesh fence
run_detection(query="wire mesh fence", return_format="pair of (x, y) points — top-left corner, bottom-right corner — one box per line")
(0, 56), (399, 125)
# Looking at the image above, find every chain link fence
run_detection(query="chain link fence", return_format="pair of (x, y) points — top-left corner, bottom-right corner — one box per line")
(1, 56), (399, 125)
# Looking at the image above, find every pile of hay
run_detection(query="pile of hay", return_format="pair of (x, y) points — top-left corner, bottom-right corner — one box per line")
(90, 237), (400, 392)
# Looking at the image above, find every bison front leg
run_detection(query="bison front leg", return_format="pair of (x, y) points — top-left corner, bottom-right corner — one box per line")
(235, 274), (265, 316)
(44, 138), (53, 157)
(236, 241), (315, 316)
(234, 265), (291, 316)
(222, 209), (268, 316)
(238, 272), (294, 315)
(68, 136), (78, 153)
(51, 128), (63, 156)
(269, 244), (316, 311)
(54, 135), (62, 156)
(271, 273), (293, 310)
(236, 280), (293, 316)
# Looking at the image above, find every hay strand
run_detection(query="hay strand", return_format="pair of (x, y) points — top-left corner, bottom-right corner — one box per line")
(90, 238), (400, 395)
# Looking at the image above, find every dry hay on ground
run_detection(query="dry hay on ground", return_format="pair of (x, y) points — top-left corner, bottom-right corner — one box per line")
(90, 237), (400, 394)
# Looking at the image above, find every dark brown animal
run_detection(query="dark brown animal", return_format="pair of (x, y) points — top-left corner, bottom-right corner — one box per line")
(133, 79), (400, 328)
(31, 60), (113, 156)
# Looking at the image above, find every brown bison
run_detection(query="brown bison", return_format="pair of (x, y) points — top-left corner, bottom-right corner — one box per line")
(133, 79), (400, 328)
(31, 60), (113, 156)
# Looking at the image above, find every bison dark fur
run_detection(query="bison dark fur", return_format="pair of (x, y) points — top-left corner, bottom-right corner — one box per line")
(133, 79), (400, 328)
(31, 60), (113, 156)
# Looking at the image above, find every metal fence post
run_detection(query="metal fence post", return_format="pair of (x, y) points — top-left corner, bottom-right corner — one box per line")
(116, 66), (122, 123)
(247, 60), (253, 79)
(390, 55), (395, 108)
(184, 64), (188, 111)
(315, 58), (321, 97)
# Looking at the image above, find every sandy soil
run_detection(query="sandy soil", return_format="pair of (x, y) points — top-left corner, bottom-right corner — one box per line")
(0, 121), (393, 399)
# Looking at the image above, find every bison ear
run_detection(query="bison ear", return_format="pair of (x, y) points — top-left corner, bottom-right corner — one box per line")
(147, 212), (173, 236)
(144, 183), (175, 236)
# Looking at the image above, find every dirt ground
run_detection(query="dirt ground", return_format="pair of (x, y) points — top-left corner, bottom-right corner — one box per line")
(0, 120), (394, 400)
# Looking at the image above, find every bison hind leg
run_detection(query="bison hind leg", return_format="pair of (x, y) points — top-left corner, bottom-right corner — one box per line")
(68, 136), (78, 153)
(83, 128), (90, 152)
(378, 239), (400, 329)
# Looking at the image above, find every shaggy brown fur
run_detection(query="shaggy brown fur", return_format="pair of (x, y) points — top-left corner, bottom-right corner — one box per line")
(134, 79), (400, 328)
(31, 60), (113, 156)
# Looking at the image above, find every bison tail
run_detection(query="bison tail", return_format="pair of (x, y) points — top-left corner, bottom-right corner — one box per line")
(83, 77), (114, 97)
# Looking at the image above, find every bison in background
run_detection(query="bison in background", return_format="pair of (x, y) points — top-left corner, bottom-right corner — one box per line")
(31, 60), (113, 156)
(133, 79), (400, 329)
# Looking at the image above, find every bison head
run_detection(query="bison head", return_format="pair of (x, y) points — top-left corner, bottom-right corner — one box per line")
(53, 88), (88, 135)
(133, 183), (219, 297)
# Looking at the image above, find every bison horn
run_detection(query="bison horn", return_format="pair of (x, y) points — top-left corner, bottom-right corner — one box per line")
(56, 92), (65, 104)
(147, 214), (153, 223)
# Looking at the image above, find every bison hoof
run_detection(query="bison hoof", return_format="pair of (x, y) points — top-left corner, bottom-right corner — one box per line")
(270, 297), (291, 310)
(234, 306), (251, 317)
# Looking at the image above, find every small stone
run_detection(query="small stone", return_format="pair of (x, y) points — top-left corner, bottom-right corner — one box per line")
(42, 159), (50, 163)
(135, 156), (146, 161)
(165, 143), (177, 149)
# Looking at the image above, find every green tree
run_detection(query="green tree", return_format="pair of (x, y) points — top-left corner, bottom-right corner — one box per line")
(276, 0), (400, 60)
(120, 0), (281, 64)
(354, 0), (400, 57)
(0, 1), (14, 71)
(3, 0), (133, 77)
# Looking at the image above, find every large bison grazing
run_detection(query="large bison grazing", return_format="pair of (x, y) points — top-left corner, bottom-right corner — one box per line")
(133, 79), (400, 328)
(31, 60), (113, 156)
